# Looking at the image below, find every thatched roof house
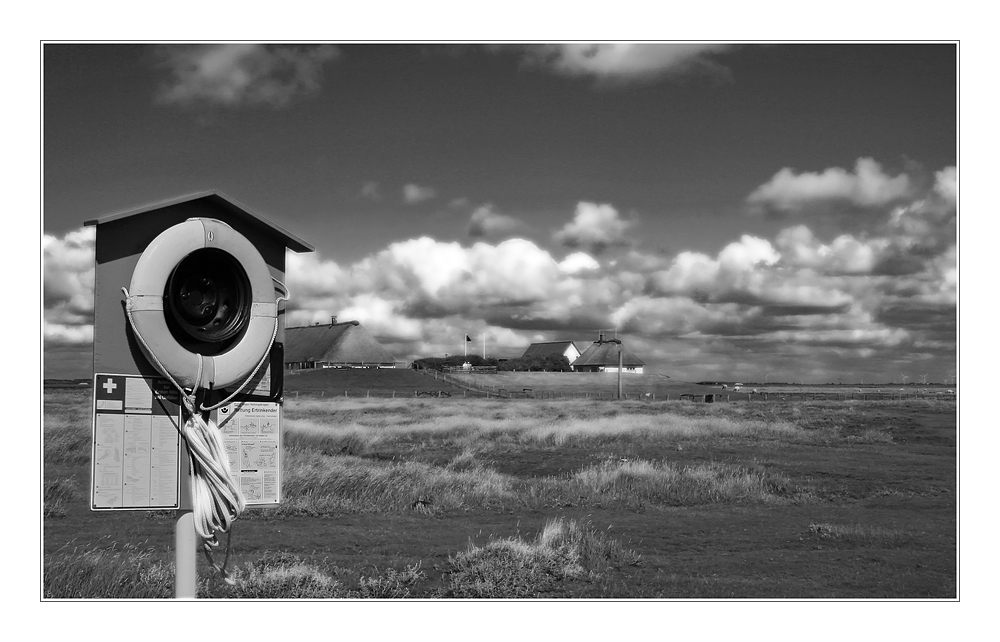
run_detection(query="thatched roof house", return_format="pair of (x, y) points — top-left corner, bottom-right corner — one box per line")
(284, 317), (398, 369)
(521, 341), (582, 365)
(572, 332), (645, 373)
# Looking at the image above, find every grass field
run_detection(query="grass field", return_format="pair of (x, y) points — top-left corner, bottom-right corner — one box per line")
(42, 382), (957, 599)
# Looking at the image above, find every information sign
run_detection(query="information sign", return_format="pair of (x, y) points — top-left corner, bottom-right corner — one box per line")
(211, 401), (282, 505)
(91, 374), (182, 510)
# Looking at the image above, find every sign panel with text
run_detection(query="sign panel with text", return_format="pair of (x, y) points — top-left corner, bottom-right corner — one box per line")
(91, 374), (182, 510)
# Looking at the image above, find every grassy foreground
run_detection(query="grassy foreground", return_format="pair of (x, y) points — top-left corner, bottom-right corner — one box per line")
(43, 390), (956, 598)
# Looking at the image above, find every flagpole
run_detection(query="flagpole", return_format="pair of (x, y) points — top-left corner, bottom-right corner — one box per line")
(483, 333), (486, 359)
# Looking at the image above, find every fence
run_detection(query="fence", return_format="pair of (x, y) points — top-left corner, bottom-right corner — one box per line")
(443, 365), (498, 374)
(290, 368), (957, 403)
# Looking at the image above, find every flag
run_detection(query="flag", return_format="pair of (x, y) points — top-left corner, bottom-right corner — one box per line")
(466, 335), (472, 342)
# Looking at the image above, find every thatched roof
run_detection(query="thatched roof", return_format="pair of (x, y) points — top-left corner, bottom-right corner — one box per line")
(284, 321), (396, 365)
(572, 340), (645, 368)
(521, 341), (579, 359)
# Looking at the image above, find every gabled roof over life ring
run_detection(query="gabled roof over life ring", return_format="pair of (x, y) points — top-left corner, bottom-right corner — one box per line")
(84, 189), (314, 254)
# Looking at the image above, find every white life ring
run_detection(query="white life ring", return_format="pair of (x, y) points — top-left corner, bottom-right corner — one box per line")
(126, 218), (277, 391)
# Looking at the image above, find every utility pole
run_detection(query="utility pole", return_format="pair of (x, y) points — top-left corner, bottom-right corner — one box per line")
(618, 347), (623, 400)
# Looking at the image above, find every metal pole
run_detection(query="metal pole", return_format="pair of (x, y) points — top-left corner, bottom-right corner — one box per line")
(175, 510), (197, 598)
(618, 349), (623, 400)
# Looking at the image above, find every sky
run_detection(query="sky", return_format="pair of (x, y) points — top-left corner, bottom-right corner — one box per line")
(42, 42), (958, 384)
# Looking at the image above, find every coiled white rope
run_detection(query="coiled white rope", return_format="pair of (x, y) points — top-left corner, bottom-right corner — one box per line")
(120, 278), (289, 547)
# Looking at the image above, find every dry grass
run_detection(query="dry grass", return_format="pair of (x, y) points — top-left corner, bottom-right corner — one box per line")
(273, 450), (803, 517)
(567, 459), (797, 505)
(43, 391), (93, 466)
(43, 477), (81, 519)
(213, 552), (347, 599)
(43, 540), (175, 599)
(443, 516), (640, 598)
(283, 397), (807, 457)
(43, 389), (953, 598)
(273, 398), (812, 516)
(277, 450), (519, 515)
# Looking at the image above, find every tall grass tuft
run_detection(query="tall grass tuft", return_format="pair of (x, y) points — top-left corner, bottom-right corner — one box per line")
(278, 450), (519, 516)
(44, 541), (174, 598)
(44, 393), (93, 466)
(443, 517), (640, 598)
(566, 459), (798, 506)
(213, 552), (346, 599)
(357, 563), (425, 598)
(43, 477), (80, 518)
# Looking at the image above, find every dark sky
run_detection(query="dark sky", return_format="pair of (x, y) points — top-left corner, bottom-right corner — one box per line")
(44, 44), (955, 257)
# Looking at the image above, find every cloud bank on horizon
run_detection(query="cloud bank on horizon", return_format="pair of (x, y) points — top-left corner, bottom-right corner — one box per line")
(43, 156), (956, 382)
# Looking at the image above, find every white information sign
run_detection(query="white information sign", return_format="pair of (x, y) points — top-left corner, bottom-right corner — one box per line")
(212, 401), (282, 506)
(91, 374), (182, 510)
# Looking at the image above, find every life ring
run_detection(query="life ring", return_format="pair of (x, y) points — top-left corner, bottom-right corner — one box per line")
(126, 218), (277, 391)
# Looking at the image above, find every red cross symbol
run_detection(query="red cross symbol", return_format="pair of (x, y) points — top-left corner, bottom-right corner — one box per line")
(102, 378), (118, 394)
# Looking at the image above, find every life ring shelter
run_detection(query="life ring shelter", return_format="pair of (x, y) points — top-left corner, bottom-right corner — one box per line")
(85, 191), (313, 523)
(85, 190), (314, 386)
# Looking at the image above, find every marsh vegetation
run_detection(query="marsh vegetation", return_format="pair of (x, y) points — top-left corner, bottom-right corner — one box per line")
(43, 390), (956, 598)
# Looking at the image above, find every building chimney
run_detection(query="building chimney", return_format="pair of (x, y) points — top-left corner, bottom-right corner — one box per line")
(598, 330), (605, 343)
(331, 316), (337, 325)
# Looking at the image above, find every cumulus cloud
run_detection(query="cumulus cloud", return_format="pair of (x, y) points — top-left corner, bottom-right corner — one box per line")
(746, 157), (914, 213)
(558, 252), (600, 275)
(515, 43), (734, 84)
(611, 296), (744, 337)
(775, 225), (884, 274)
(934, 166), (957, 204)
(648, 235), (779, 299)
(337, 293), (425, 342)
(554, 202), (634, 254)
(43, 226), (96, 346)
(283, 235), (600, 360)
(718, 235), (780, 272)
(467, 204), (527, 239)
(403, 183), (436, 204)
(156, 44), (338, 108)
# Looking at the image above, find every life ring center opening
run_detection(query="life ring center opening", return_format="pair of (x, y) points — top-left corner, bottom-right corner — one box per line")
(166, 247), (252, 350)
